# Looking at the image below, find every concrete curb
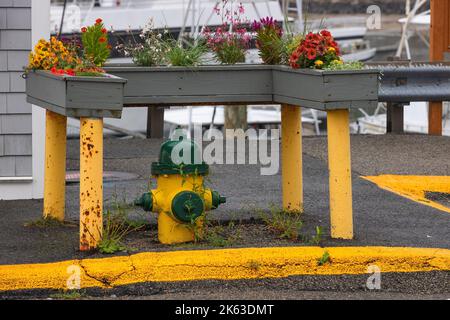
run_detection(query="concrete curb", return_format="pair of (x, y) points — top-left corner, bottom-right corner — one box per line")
(0, 246), (449, 292)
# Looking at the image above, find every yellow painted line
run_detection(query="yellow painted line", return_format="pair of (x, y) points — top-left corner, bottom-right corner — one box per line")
(0, 246), (449, 292)
(362, 175), (450, 214)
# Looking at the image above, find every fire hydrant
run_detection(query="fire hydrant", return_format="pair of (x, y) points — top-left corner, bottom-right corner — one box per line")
(135, 137), (226, 244)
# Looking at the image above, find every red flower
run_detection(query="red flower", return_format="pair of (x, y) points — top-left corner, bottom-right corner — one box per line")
(95, 18), (103, 24)
(81, 27), (87, 33)
(99, 37), (106, 43)
(101, 28), (107, 34)
(320, 30), (331, 37)
(306, 48), (317, 60)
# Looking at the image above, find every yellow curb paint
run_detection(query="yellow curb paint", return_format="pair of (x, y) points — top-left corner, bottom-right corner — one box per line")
(362, 175), (450, 214)
(0, 246), (449, 292)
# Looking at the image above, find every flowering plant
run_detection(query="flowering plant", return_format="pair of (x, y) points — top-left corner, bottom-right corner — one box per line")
(289, 30), (342, 69)
(202, 0), (251, 64)
(252, 17), (284, 65)
(116, 19), (168, 66)
(81, 18), (111, 67)
(27, 19), (110, 77)
(28, 37), (80, 74)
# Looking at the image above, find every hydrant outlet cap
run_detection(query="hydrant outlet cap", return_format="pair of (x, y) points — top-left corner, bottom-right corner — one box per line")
(135, 192), (153, 212)
(171, 191), (204, 223)
(211, 190), (226, 209)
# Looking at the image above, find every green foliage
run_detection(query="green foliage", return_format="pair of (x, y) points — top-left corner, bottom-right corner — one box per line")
(214, 40), (247, 65)
(81, 19), (110, 67)
(203, 221), (241, 247)
(317, 251), (331, 266)
(282, 34), (304, 64)
(260, 206), (303, 240)
(253, 19), (284, 65)
(165, 40), (207, 67)
(323, 60), (364, 71)
(98, 193), (146, 254)
(116, 19), (167, 66)
(50, 290), (85, 300)
(309, 226), (324, 246)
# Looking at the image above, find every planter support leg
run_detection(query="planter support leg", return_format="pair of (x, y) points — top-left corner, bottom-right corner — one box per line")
(79, 118), (103, 251)
(43, 110), (67, 221)
(281, 104), (303, 212)
(327, 109), (353, 239)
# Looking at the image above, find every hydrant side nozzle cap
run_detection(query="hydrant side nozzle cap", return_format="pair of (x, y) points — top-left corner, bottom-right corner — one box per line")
(135, 192), (153, 212)
(211, 190), (226, 209)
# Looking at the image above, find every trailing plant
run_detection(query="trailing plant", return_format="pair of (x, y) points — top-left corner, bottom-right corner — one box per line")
(252, 16), (284, 65)
(116, 19), (168, 66)
(323, 60), (364, 71)
(202, 0), (251, 64)
(289, 30), (342, 69)
(81, 18), (111, 67)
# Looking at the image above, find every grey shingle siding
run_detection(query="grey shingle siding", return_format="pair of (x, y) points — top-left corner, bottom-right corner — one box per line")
(0, 0), (31, 177)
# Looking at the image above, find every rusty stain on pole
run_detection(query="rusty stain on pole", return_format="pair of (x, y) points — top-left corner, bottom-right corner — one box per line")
(327, 109), (353, 239)
(281, 104), (303, 212)
(43, 110), (67, 221)
(79, 118), (103, 251)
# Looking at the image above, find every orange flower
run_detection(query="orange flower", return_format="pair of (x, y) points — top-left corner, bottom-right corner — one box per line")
(99, 37), (107, 43)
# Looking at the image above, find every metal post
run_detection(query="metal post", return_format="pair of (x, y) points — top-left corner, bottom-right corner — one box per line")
(281, 104), (303, 212)
(43, 110), (67, 221)
(386, 102), (404, 134)
(327, 109), (353, 239)
(79, 118), (103, 251)
(429, 0), (450, 135)
(146, 107), (165, 139)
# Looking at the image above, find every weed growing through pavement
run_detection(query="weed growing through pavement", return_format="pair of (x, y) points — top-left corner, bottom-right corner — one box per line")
(310, 226), (324, 246)
(317, 251), (331, 266)
(247, 260), (262, 271)
(50, 289), (86, 300)
(259, 205), (304, 240)
(98, 192), (146, 254)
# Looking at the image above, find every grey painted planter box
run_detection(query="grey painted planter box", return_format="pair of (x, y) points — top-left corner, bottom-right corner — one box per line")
(26, 70), (127, 118)
(105, 64), (379, 110)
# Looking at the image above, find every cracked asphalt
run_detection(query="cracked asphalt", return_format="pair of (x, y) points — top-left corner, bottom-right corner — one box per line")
(0, 134), (449, 299)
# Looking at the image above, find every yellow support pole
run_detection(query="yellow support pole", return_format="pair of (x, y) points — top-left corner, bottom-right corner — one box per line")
(327, 109), (353, 239)
(43, 110), (67, 221)
(281, 104), (303, 212)
(79, 118), (103, 251)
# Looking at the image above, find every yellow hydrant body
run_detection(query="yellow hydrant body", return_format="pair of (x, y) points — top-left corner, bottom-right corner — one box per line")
(135, 138), (225, 244)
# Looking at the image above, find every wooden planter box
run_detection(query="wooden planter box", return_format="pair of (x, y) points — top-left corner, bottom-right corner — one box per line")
(105, 64), (379, 110)
(26, 70), (127, 118)
(272, 66), (379, 110)
(105, 65), (274, 106)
